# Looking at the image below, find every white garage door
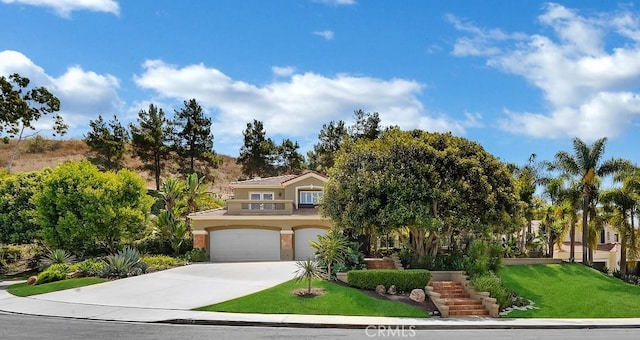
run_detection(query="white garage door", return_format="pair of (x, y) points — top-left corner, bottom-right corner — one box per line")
(295, 228), (328, 260)
(209, 228), (280, 262)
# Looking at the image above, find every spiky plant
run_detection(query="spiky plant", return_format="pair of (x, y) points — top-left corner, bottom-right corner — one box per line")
(40, 248), (76, 269)
(293, 259), (323, 295)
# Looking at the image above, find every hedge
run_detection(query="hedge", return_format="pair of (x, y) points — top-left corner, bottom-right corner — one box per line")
(347, 269), (431, 292)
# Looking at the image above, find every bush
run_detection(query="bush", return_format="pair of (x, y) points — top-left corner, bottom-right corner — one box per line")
(141, 255), (186, 271)
(488, 243), (503, 273)
(0, 245), (22, 265)
(186, 248), (208, 262)
(347, 269), (430, 293)
(463, 239), (489, 278)
(71, 259), (106, 277)
(408, 252), (465, 271)
(471, 272), (512, 309)
(36, 263), (69, 285)
(133, 236), (193, 255)
(40, 249), (76, 269)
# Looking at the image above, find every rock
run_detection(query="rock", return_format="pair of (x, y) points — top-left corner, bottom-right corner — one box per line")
(409, 289), (425, 302)
(26, 276), (37, 285)
(387, 285), (397, 295)
(375, 284), (386, 295)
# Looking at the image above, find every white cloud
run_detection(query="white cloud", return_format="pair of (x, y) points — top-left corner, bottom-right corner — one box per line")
(272, 66), (296, 77)
(313, 0), (356, 6)
(0, 0), (120, 17)
(451, 3), (640, 141)
(313, 30), (335, 40)
(0, 50), (123, 134)
(445, 14), (527, 56)
(134, 60), (473, 151)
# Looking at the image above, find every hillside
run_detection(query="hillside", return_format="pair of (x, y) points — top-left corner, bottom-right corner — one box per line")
(0, 138), (242, 196)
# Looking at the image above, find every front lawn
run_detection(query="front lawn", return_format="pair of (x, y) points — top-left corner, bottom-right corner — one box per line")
(7, 277), (107, 297)
(499, 264), (640, 318)
(195, 279), (429, 318)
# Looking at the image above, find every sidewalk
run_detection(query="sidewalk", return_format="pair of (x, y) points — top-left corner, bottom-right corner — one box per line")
(2, 286), (640, 329)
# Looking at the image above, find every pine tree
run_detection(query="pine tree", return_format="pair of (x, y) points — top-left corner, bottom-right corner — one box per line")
(173, 99), (220, 174)
(237, 119), (276, 178)
(276, 138), (305, 174)
(129, 104), (172, 190)
(84, 115), (129, 170)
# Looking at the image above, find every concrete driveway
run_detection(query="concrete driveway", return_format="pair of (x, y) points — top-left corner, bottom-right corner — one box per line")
(31, 261), (298, 310)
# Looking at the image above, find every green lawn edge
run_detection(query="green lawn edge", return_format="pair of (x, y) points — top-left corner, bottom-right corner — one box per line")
(195, 279), (429, 318)
(7, 277), (107, 297)
(499, 263), (640, 318)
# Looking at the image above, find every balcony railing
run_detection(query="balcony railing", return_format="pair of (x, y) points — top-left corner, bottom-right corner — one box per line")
(226, 199), (295, 215)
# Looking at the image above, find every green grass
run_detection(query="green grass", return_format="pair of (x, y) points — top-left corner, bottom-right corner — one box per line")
(7, 277), (107, 297)
(195, 279), (429, 318)
(499, 264), (640, 318)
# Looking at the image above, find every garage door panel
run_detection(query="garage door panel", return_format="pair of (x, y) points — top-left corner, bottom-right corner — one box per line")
(210, 229), (280, 262)
(295, 228), (327, 260)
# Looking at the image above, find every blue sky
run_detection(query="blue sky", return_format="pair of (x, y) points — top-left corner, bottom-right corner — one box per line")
(1, 0), (639, 169)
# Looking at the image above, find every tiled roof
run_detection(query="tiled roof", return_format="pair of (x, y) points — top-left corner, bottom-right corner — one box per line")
(230, 175), (298, 186)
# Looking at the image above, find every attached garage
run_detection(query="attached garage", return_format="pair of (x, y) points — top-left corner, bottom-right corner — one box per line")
(294, 227), (328, 260)
(209, 228), (280, 262)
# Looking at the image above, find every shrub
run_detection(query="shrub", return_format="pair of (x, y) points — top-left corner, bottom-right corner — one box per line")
(463, 239), (489, 278)
(141, 255), (186, 271)
(488, 243), (503, 273)
(408, 252), (465, 271)
(72, 259), (106, 277)
(186, 248), (208, 262)
(347, 269), (430, 293)
(36, 263), (69, 285)
(471, 272), (512, 309)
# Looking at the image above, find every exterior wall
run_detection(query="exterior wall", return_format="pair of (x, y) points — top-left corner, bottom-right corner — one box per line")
(562, 224), (618, 243)
(226, 199), (294, 215)
(284, 177), (325, 206)
(232, 187), (285, 199)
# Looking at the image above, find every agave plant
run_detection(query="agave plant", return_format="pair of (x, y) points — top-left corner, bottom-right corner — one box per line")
(101, 246), (145, 278)
(40, 248), (76, 269)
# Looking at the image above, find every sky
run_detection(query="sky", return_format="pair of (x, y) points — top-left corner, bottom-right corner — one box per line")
(1, 0), (639, 169)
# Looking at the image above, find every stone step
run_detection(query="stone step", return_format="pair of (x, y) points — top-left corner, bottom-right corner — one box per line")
(445, 298), (482, 306)
(448, 304), (486, 311)
(449, 309), (489, 316)
(437, 293), (470, 298)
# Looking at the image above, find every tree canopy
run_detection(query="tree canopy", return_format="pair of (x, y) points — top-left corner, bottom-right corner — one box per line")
(237, 119), (276, 178)
(35, 160), (153, 255)
(173, 99), (220, 174)
(129, 103), (173, 190)
(84, 115), (129, 170)
(321, 129), (519, 257)
(0, 73), (67, 171)
(0, 169), (50, 244)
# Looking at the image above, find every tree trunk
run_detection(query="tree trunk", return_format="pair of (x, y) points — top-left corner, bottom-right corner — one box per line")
(154, 153), (161, 191)
(6, 124), (25, 172)
(569, 220), (576, 262)
(582, 194), (589, 264)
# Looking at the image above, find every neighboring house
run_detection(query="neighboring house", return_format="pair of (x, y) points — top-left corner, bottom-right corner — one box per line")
(526, 220), (622, 271)
(189, 171), (330, 262)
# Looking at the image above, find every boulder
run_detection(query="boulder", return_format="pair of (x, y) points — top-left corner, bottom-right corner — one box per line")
(387, 285), (397, 295)
(26, 276), (37, 285)
(375, 284), (386, 295)
(409, 289), (425, 302)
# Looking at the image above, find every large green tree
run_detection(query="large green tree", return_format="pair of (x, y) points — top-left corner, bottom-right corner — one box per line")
(35, 160), (153, 254)
(551, 137), (629, 263)
(0, 169), (51, 244)
(84, 115), (129, 170)
(173, 99), (220, 174)
(322, 129), (519, 257)
(307, 120), (347, 173)
(237, 119), (276, 178)
(0, 73), (67, 171)
(129, 104), (173, 190)
(276, 138), (305, 174)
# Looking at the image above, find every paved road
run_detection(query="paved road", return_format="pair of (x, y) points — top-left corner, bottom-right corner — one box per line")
(1, 314), (640, 340)
(30, 262), (297, 309)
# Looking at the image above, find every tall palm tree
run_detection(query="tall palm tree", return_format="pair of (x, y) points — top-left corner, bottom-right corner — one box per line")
(552, 137), (629, 264)
(544, 176), (581, 261)
(601, 187), (638, 274)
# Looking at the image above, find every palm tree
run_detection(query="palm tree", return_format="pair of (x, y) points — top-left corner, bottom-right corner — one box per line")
(544, 176), (581, 261)
(293, 259), (323, 295)
(310, 228), (349, 279)
(601, 187), (638, 274)
(552, 137), (629, 264)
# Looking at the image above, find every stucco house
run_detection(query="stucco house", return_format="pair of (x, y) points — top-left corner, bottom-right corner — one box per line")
(188, 171), (331, 262)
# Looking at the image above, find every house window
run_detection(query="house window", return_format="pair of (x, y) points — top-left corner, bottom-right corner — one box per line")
(299, 190), (322, 206)
(614, 233), (619, 242)
(249, 192), (274, 210)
